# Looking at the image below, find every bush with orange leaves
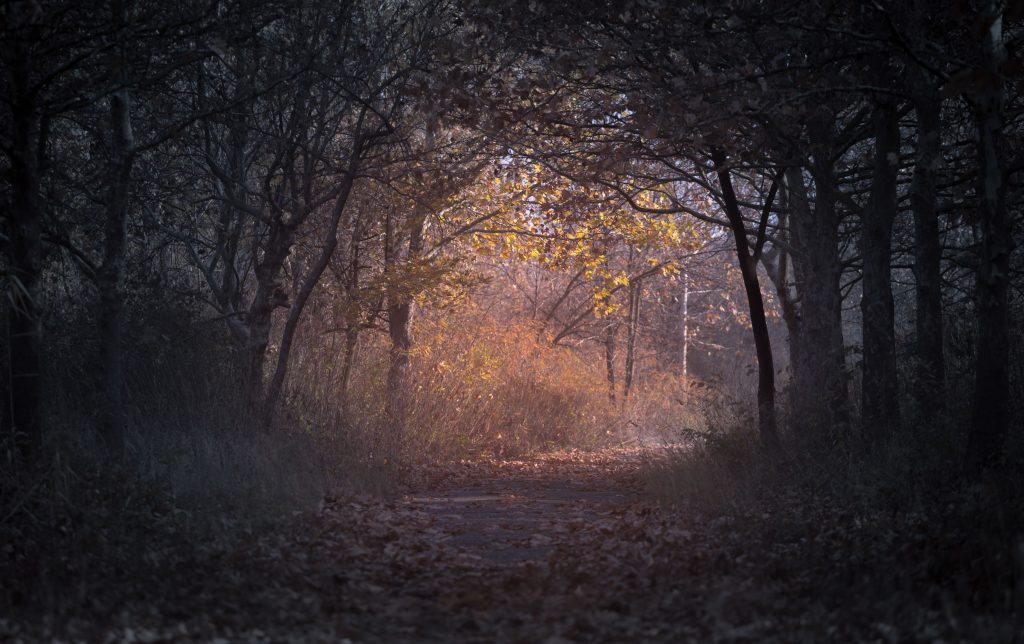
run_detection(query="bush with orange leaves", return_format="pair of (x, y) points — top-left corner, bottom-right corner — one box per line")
(398, 310), (618, 459)
(284, 303), (707, 466)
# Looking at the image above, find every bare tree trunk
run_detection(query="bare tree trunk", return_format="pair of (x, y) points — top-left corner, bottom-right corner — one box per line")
(762, 245), (800, 433)
(384, 211), (426, 449)
(338, 322), (360, 418)
(680, 273), (690, 388)
(216, 88), (250, 316)
(337, 233), (366, 419)
(97, 2), (134, 447)
(246, 223), (294, 389)
(713, 151), (779, 450)
(760, 207), (800, 393)
(604, 322), (617, 403)
(3, 40), (44, 461)
(386, 297), (413, 450)
(860, 98), (901, 445)
(240, 68), (320, 396)
(264, 162), (359, 416)
(910, 72), (945, 420)
(623, 280), (640, 401)
(787, 150), (849, 441)
(967, 2), (1013, 470)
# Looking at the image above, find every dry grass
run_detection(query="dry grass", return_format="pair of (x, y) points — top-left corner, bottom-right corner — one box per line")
(401, 313), (619, 458)
(280, 304), (705, 465)
(19, 316), (350, 536)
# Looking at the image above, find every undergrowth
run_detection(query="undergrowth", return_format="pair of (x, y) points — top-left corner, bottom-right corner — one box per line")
(0, 313), (356, 616)
(285, 306), (699, 463)
(643, 403), (1024, 630)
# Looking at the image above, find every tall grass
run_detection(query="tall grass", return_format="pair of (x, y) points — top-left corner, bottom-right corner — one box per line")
(43, 317), (337, 525)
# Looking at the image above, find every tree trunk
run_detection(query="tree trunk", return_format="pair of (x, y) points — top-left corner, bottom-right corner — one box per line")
(384, 211), (426, 451)
(623, 280), (640, 401)
(264, 148), (360, 417)
(338, 322), (360, 419)
(760, 182), (801, 396)
(97, 9), (134, 447)
(4, 47), (44, 461)
(200, 47), (252, 326)
(386, 296), (414, 452)
(760, 215), (800, 393)
(860, 98), (901, 445)
(787, 152), (849, 441)
(967, 2), (1013, 470)
(338, 234), (366, 420)
(712, 150), (779, 450)
(245, 223), (294, 390)
(604, 322), (617, 403)
(910, 72), (945, 421)
(216, 90), (249, 316)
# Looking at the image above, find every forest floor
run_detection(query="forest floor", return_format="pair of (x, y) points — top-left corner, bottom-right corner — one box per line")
(4, 447), (1019, 642)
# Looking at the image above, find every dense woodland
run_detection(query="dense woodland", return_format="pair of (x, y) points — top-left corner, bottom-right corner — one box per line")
(2, 0), (1024, 640)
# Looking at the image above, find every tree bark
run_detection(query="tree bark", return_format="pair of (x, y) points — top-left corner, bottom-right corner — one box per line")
(967, 2), (1013, 470)
(623, 279), (640, 401)
(681, 273), (690, 384)
(198, 46), (252, 330)
(760, 207), (800, 391)
(910, 72), (945, 420)
(3, 39), (44, 461)
(384, 211), (426, 450)
(246, 223), (294, 388)
(860, 98), (901, 445)
(239, 67), (320, 395)
(337, 232), (367, 420)
(787, 146), (850, 441)
(264, 154), (359, 416)
(604, 322), (617, 403)
(386, 296), (414, 450)
(97, 2), (135, 447)
(338, 322), (360, 419)
(712, 150), (779, 450)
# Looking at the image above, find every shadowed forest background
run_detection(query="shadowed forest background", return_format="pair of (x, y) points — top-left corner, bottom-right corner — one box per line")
(2, 0), (1024, 641)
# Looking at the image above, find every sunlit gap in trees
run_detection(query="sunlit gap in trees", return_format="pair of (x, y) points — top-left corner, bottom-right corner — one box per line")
(395, 151), (755, 454)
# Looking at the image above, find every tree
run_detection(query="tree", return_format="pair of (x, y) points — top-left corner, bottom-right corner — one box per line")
(964, 0), (1014, 469)
(860, 59), (902, 444)
(0, 0), (48, 460)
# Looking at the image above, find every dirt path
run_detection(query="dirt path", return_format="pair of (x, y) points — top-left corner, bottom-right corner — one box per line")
(13, 447), (1001, 643)
(13, 449), (681, 644)
(339, 450), (662, 643)
(407, 452), (643, 567)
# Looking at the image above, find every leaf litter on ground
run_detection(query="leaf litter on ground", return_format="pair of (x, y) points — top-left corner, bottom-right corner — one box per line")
(2, 447), (1019, 642)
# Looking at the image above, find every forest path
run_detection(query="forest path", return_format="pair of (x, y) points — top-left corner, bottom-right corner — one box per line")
(337, 448), (670, 642)
(405, 449), (644, 567)
(21, 446), (992, 643)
